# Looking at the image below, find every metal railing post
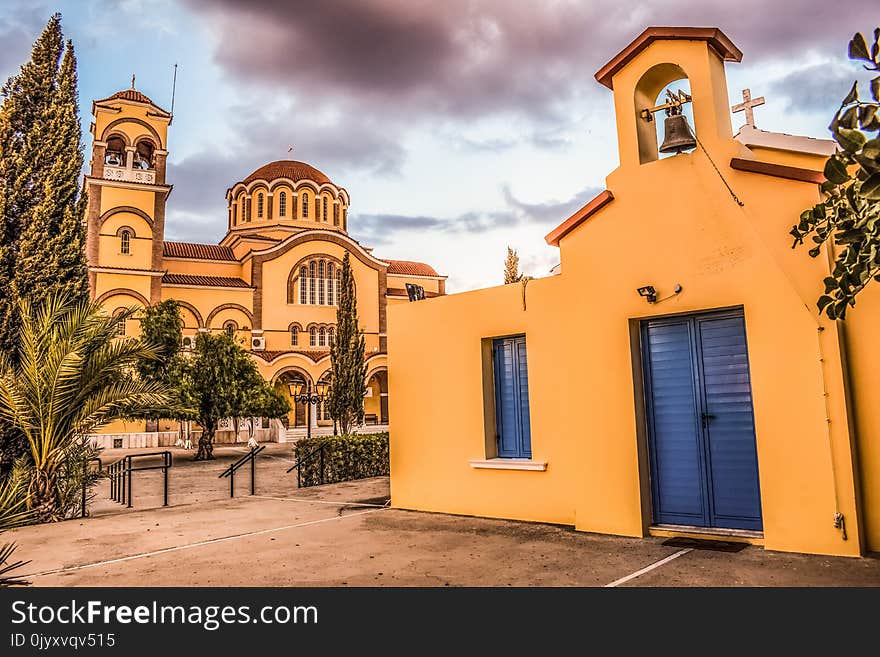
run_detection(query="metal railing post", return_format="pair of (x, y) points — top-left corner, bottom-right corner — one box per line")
(126, 456), (132, 508)
(81, 458), (87, 518)
(251, 449), (256, 495)
(163, 453), (169, 507)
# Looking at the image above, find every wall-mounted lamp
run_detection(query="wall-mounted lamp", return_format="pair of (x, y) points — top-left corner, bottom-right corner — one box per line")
(637, 285), (657, 303)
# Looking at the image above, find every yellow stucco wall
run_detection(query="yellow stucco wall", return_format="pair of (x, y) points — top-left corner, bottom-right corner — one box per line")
(844, 285), (880, 551)
(388, 34), (873, 557)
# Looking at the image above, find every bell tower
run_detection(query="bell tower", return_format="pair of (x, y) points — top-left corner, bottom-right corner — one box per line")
(84, 85), (172, 307)
(594, 27), (743, 168)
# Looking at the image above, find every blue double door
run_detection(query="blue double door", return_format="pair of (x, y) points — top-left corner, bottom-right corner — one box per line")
(642, 309), (762, 531)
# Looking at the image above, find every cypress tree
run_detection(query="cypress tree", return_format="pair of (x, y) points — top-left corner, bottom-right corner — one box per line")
(0, 13), (65, 355)
(0, 14), (88, 476)
(503, 246), (522, 284)
(328, 252), (368, 434)
(14, 35), (89, 314)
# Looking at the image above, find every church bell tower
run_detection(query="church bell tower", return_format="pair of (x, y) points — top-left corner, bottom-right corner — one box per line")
(84, 83), (172, 306)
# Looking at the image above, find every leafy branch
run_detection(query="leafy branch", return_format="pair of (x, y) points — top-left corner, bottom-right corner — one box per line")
(790, 28), (880, 319)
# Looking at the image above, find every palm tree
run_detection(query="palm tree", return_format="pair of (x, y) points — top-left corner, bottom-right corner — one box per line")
(0, 294), (169, 521)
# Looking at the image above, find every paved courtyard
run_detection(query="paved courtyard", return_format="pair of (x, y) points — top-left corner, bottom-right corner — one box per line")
(6, 444), (880, 587)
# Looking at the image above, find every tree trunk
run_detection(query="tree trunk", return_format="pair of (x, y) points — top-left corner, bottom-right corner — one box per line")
(195, 424), (216, 460)
(29, 469), (62, 522)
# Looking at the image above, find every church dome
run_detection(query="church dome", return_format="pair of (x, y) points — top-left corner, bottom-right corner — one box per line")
(243, 160), (332, 186)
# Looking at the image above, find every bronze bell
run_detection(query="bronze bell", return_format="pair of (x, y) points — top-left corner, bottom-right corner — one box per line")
(659, 110), (697, 154)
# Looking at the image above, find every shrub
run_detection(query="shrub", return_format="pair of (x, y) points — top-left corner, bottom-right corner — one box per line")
(293, 433), (389, 487)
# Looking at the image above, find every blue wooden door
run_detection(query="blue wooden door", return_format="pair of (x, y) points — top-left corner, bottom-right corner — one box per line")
(494, 336), (532, 458)
(642, 310), (762, 531)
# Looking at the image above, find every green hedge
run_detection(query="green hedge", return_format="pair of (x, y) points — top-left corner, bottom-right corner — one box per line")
(293, 432), (389, 487)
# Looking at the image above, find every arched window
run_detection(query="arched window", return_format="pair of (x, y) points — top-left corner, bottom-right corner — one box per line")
(105, 136), (125, 166)
(299, 266), (308, 304)
(334, 204), (339, 226)
(322, 197), (328, 222)
(309, 326), (316, 347)
(279, 191), (287, 217)
(223, 321), (237, 336)
(318, 261), (325, 305)
(240, 196), (248, 222)
(134, 140), (154, 170)
(341, 208), (347, 229)
(303, 193), (309, 219)
(114, 310), (126, 337)
(328, 327), (334, 346)
(290, 325), (299, 346)
(319, 327), (326, 347)
(119, 229), (132, 255)
(335, 270), (341, 302)
(257, 193), (264, 219)
(327, 263), (335, 305)
(309, 261), (316, 304)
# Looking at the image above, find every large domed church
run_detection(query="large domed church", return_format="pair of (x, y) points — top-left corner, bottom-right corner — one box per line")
(84, 86), (445, 439)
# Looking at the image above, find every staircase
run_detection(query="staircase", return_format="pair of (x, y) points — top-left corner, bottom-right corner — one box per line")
(284, 423), (389, 442)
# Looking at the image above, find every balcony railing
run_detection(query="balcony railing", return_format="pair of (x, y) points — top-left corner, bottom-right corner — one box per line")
(103, 164), (156, 184)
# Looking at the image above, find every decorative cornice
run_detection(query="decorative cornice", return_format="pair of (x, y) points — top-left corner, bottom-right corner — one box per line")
(89, 266), (165, 277)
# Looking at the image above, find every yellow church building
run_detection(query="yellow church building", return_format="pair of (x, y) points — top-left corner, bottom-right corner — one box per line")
(83, 87), (445, 441)
(387, 27), (880, 557)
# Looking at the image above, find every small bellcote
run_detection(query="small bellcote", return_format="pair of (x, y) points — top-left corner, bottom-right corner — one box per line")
(595, 27), (742, 168)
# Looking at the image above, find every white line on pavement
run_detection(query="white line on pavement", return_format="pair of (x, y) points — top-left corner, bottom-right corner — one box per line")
(252, 494), (390, 508)
(23, 508), (383, 579)
(603, 548), (693, 587)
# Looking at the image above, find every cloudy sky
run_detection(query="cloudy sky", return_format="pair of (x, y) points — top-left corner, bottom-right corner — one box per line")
(1, 1), (875, 290)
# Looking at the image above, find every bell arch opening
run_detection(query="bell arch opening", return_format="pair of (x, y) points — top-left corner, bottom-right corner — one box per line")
(633, 63), (696, 164)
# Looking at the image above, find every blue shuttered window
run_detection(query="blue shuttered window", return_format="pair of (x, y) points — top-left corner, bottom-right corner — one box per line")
(493, 336), (532, 458)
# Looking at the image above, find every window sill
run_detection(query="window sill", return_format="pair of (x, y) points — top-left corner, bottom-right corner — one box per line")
(468, 458), (547, 472)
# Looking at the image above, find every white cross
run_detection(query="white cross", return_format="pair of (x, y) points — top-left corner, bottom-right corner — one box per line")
(731, 88), (765, 128)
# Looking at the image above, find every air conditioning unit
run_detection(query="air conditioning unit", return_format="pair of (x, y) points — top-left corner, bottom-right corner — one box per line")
(251, 336), (266, 351)
(182, 335), (194, 351)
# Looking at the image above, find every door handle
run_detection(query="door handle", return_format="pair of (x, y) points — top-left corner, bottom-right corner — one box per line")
(701, 413), (716, 428)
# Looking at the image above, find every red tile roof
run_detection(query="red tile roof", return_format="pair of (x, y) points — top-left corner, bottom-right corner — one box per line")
(242, 160), (332, 186)
(382, 259), (440, 277)
(163, 241), (237, 261)
(595, 27), (742, 89)
(95, 88), (169, 110)
(162, 273), (251, 288)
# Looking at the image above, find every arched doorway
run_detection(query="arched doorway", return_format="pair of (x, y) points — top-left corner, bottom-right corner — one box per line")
(274, 368), (313, 429)
(365, 368), (388, 426)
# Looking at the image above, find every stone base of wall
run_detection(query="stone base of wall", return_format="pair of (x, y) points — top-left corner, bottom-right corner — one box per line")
(89, 425), (283, 450)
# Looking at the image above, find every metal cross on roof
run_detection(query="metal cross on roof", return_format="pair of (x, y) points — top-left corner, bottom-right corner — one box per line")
(732, 88), (765, 128)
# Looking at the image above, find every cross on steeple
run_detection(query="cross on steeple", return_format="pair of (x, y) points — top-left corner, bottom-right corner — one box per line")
(131, 73), (136, 89)
(732, 88), (765, 128)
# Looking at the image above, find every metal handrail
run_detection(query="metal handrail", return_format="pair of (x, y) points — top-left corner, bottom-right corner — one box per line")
(218, 446), (265, 497)
(286, 442), (327, 488)
(109, 451), (172, 508)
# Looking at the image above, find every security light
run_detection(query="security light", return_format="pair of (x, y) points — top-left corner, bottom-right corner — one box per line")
(637, 285), (657, 303)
